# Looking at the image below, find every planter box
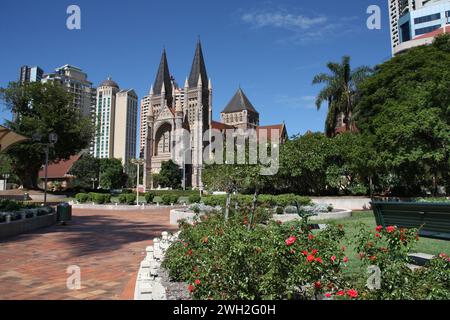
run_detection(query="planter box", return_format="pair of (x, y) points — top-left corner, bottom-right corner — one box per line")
(0, 213), (56, 240)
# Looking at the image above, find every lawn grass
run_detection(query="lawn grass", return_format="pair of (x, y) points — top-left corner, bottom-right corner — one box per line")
(321, 210), (450, 280)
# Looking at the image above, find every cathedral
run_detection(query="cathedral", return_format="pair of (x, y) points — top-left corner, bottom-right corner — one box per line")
(140, 40), (287, 190)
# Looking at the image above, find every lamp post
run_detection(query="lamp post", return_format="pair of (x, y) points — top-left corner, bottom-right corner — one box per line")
(91, 177), (98, 190)
(1, 173), (10, 191)
(131, 158), (145, 206)
(33, 133), (58, 206)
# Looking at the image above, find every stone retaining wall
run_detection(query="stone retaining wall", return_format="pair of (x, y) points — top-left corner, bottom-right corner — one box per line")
(0, 213), (56, 239)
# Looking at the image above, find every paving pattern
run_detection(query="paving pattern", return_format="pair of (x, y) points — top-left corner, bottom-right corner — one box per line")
(0, 208), (177, 300)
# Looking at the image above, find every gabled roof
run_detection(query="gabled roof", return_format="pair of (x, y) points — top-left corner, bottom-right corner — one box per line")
(221, 88), (259, 114)
(38, 154), (81, 179)
(188, 40), (208, 88)
(153, 49), (173, 95)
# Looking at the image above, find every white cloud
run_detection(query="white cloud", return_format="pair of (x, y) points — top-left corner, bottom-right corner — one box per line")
(275, 95), (317, 109)
(241, 12), (327, 31)
(240, 8), (359, 44)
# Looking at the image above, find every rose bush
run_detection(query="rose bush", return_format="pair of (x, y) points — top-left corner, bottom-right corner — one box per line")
(354, 225), (450, 300)
(162, 210), (352, 300)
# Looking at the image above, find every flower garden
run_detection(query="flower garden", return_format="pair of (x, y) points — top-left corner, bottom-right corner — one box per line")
(161, 207), (450, 300)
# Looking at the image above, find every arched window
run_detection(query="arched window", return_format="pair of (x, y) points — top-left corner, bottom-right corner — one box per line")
(155, 122), (172, 156)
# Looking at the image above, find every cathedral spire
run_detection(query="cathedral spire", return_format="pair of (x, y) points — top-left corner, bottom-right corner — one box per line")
(153, 48), (173, 101)
(188, 39), (208, 89)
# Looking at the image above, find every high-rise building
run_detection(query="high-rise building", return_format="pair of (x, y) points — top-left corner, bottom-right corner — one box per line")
(389, 0), (450, 55)
(114, 89), (138, 166)
(41, 64), (95, 117)
(93, 78), (138, 168)
(19, 65), (44, 84)
(93, 78), (120, 159)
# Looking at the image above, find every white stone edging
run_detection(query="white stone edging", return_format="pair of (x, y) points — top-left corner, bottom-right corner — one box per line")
(134, 231), (180, 300)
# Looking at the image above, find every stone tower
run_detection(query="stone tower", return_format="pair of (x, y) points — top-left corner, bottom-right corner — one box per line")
(143, 41), (212, 190)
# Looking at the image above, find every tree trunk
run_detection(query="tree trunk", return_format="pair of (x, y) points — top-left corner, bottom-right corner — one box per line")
(225, 191), (231, 221)
(248, 188), (259, 231)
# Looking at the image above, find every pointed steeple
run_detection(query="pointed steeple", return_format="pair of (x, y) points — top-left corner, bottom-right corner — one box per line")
(153, 48), (173, 97)
(188, 39), (208, 89)
(149, 84), (154, 96)
(222, 87), (259, 114)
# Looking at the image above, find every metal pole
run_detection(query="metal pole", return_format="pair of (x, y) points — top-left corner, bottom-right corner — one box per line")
(136, 162), (140, 206)
(44, 145), (49, 206)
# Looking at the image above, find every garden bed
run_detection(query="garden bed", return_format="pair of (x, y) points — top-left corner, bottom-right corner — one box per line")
(0, 207), (56, 239)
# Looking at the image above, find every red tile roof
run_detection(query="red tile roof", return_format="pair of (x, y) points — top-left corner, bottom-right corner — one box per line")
(415, 26), (449, 40)
(211, 120), (234, 130)
(256, 124), (286, 141)
(38, 154), (81, 179)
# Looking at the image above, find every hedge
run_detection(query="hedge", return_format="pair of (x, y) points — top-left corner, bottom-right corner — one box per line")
(201, 194), (311, 208)
(161, 194), (179, 205)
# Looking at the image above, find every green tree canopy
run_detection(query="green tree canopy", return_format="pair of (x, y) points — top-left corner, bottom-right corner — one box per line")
(355, 34), (450, 195)
(158, 160), (182, 189)
(99, 158), (127, 190)
(0, 81), (93, 188)
(69, 154), (100, 190)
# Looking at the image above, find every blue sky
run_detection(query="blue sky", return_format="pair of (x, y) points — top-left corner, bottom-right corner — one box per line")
(0, 0), (391, 139)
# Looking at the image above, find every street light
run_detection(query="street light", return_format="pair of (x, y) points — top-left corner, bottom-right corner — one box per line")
(1, 173), (10, 191)
(131, 158), (145, 206)
(91, 177), (98, 190)
(33, 133), (58, 206)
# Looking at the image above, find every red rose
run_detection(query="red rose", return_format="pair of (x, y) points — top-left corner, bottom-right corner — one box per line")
(308, 234), (314, 240)
(311, 249), (318, 255)
(347, 289), (358, 298)
(375, 233), (381, 238)
(359, 252), (365, 259)
(343, 256), (349, 263)
(186, 249), (193, 256)
(369, 255), (377, 261)
(331, 255), (336, 262)
(243, 219), (248, 225)
(195, 279), (201, 285)
(386, 226), (396, 233)
(325, 293), (332, 298)
(376, 225), (383, 232)
(302, 250), (309, 256)
(314, 281), (322, 289)
(336, 290), (345, 296)
(188, 284), (195, 293)
(315, 257), (323, 264)
(307, 255), (315, 263)
(285, 236), (297, 246)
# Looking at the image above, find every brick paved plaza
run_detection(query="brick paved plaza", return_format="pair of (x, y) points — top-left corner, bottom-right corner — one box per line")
(0, 208), (177, 300)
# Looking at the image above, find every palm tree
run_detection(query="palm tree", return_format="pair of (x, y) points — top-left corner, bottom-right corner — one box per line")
(312, 56), (372, 137)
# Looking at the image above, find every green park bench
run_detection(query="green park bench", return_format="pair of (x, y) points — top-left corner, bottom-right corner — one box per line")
(372, 201), (450, 241)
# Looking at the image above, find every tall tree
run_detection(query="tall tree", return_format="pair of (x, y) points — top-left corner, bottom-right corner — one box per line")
(355, 35), (450, 196)
(312, 56), (372, 137)
(99, 158), (127, 190)
(69, 154), (100, 189)
(0, 82), (93, 188)
(158, 160), (182, 189)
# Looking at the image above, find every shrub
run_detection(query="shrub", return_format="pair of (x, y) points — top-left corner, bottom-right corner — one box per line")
(125, 194), (136, 205)
(162, 194), (179, 205)
(0, 199), (22, 212)
(92, 193), (104, 204)
(118, 194), (127, 204)
(188, 194), (201, 204)
(163, 212), (349, 300)
(145, 192), (155, 204)
(353, 224), (450, 300)
(75, 193), (89, 203)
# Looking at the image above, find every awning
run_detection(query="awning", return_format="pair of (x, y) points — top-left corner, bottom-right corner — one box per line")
(0, 125), (29, 153)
